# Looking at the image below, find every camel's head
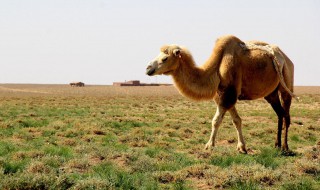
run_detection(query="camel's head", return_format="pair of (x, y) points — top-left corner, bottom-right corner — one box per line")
(146, 45), (182, 76)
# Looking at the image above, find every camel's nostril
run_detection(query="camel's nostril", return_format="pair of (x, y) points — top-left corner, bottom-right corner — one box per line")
(146, 68), (155, 76)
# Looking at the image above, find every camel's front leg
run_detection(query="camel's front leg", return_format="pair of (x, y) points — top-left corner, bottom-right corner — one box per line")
(205, 105), (226, 150)
(229, 107), (247, 154)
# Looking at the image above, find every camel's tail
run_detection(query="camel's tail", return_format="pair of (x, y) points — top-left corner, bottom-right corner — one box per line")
(241, 43), (299, 101)
(269, 46), (299, 101)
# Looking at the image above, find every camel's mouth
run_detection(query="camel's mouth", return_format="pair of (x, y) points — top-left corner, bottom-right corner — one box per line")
(163, 70), (173, 75)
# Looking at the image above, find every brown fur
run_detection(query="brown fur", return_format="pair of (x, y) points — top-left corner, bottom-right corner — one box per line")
(146, 35), (294, 152)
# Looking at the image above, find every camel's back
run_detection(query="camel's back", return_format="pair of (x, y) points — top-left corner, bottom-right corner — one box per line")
(236, 43), (281, 100)
(215, 36), (294, 100)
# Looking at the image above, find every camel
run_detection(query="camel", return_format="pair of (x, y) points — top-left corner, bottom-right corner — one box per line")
(146, 35), (295, 153)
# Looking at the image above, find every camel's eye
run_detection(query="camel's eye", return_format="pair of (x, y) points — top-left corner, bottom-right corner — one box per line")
(162, 57), (168, 62)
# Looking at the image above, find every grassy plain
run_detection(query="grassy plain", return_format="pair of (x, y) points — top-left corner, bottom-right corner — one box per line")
(0, 84), (319, 189)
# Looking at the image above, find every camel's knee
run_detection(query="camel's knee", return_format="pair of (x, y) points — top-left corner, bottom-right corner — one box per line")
(232, 116), (242, 128)
(212, 114), (224, 129)
(212, 119), (221, 129)
(284, 115), (291, 126)
(229, 107), (242, 128)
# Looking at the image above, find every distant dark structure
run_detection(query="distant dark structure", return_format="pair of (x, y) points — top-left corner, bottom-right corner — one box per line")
(70, 82), (85, 87)
(113, 80), (171, 86)
(113, 80), (141, 86)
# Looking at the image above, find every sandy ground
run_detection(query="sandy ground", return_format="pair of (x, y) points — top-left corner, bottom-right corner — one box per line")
(294, 86), (320, 95)
(0, 84), (318, 97)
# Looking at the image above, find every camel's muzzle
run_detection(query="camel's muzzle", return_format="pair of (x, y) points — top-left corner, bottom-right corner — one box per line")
(146, 61), (157, 76)
(146, 67), (156, 76)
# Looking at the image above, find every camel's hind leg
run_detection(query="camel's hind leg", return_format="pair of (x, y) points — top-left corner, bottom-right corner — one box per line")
(205, 105), (226, 150)
(265, 88), (285, 149)
(279, 90), (292, 151)
(229, 106), (247, 154)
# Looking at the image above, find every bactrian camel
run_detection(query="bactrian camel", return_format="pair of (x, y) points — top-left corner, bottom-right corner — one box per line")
(146, 35), (296, 153)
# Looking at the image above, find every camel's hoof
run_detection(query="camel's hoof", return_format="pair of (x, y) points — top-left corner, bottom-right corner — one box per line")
(237, 148), (247, 154)
(237, 144), (247, 154)
(204, 143), (214, 150)
(281, 149), (296, 156)
(281, 145), (289, 152)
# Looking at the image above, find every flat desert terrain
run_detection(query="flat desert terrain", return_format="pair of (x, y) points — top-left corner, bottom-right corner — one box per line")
(0, 84), (319, 96)
(0, 84), (319, 189)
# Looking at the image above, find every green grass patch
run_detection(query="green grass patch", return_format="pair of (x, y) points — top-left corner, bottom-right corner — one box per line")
(157, 152), (196, 171)
(0, 141), (16, 156)
(145, 147), (164, 158)
(102, 133), (128, 151)
(210, 148), (283, 169)
(290, 134), (302, 142)
(92, 162), (158, 189)
(102, 133), (118, 146)
(210, 152), (254, 168)
(254, 148), (282, 169)
(229, 180), (260, 190)
(280, 178), (315, 190)
(2, 160), (28, 174)
(42, 130), (56, 137)
(18, 118), (49, 128)
(173, 179), (190, 190)
(44, 146), (73, 158)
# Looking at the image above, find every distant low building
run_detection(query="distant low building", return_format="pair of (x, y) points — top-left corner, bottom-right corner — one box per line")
(70, 82), (85, 87)
(113, 80), (172, 86)
(113, 80), (141, 86)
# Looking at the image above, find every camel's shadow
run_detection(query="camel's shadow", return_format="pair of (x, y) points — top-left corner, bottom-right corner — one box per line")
(280, 149), (298, 157)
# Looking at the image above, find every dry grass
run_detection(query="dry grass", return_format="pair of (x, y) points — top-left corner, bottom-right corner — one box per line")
(0, 84), (319, 189)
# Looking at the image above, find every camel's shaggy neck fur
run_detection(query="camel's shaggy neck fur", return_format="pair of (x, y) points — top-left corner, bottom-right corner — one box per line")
(171, 46), (223, 101)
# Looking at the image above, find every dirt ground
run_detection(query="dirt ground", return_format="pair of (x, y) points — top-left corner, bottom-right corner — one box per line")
(0, 84), (318, 97)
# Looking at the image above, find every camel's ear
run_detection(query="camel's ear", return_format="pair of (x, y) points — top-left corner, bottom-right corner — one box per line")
(173, 49), (181, 57)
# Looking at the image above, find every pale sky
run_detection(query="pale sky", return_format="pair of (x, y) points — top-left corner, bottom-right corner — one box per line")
(0, 0), (319, 85)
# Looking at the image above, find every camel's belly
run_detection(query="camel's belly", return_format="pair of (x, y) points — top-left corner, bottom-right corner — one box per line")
(238, 58), (280, 100)
(239, 78), (279, 100)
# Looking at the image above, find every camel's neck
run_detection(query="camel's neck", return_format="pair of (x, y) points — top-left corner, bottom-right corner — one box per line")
(172, 52), (220, 101)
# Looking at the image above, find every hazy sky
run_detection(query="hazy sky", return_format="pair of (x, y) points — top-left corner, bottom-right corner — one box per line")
(0, 0), (319, 85)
